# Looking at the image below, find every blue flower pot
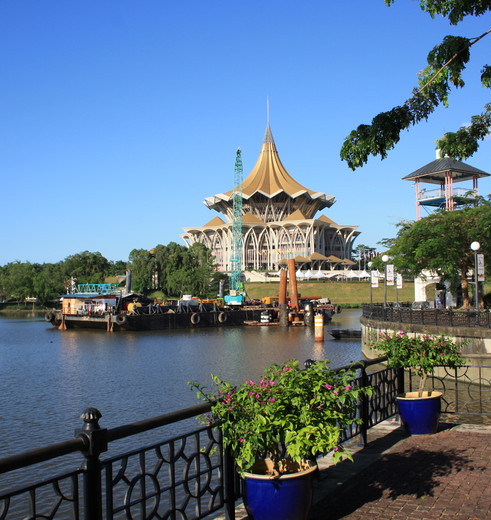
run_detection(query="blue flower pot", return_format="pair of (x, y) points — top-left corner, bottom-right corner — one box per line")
(397, 391), (442, 435)
(243, 460), (317, 520)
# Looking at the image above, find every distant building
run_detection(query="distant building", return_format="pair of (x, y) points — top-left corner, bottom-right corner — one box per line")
(182, 125), (360, 272)
(403, 149), (490, 220)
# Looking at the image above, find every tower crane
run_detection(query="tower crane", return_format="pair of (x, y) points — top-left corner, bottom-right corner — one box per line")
(225, 148), (244, 305)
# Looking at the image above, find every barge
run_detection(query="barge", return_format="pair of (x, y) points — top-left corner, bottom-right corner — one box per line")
(45, 282), (338, 332)
(45, 285), (264, 331)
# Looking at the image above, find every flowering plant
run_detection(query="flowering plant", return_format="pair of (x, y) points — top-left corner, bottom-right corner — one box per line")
(371, 330), (466, 395)
(189, 359), (371, 475)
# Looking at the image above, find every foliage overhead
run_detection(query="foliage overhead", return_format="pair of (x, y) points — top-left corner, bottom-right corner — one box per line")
(340, 0), (491, 170)
(190, 359), (371, 476)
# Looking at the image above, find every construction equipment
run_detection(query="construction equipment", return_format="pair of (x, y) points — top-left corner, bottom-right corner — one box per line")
(225, 148), (244, 306)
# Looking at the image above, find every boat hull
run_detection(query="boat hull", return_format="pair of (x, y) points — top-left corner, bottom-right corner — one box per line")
(47, 308), (264, 331)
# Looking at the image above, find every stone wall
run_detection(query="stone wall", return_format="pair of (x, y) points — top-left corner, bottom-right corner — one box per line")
(361, 316), (491, 360)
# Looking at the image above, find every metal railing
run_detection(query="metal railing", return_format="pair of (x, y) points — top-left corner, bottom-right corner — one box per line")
(363, 303), (491, 329)
(1, 357), (489, 520)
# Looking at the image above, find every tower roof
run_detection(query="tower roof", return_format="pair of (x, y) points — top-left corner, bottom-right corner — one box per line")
(204, 124), (335, 211)
(402, 157), (490, 185)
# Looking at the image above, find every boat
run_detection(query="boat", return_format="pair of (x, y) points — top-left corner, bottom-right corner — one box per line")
(329, 329), (362, 340)
(45, 285), (263, 331)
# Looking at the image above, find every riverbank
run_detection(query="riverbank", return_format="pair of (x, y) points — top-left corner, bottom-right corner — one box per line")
(245, 280), (422, 305)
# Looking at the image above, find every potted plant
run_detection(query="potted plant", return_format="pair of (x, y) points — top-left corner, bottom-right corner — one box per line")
(371, 330), (466, 434)
(190, 359), (371, 520)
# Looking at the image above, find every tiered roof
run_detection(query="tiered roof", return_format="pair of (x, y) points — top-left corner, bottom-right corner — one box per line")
(203, 125), (335, 219)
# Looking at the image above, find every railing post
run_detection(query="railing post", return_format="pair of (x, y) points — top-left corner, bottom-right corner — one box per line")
(397, 367), (405, 396)
(359, 362), (369, 448)
(76, 408), (108, 520)
(222, 444), (236, 520)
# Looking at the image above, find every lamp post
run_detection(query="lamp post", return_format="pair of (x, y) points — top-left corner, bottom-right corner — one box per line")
(368, 261), (373, 305)
(382, 255), (389, 307)
(470, 241), (480, 311)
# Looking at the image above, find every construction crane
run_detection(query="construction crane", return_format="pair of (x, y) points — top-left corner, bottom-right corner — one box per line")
(225, 147), (244, 305)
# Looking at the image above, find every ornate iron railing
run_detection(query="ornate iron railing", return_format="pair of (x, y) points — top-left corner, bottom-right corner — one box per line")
(363, 303), (491, 329)
(1, 357), (488, 520)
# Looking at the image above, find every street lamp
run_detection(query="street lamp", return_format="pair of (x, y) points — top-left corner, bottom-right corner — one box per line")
(368, 261), (373, 305)
(471, 241), (480, 311)
(382, 255), (389, 307)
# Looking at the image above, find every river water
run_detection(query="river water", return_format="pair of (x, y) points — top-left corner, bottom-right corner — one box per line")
(0, 309), (362, 487)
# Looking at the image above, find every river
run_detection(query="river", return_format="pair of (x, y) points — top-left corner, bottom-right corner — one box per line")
(0, 309), (363, 467)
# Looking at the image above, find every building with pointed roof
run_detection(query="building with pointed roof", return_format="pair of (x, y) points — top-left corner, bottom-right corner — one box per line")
(182, 125), (360, 272)
(403, 149), (490, 220)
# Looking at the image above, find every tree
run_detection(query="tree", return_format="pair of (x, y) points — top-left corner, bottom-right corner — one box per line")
(185, 242), (217, 297)
(386, 201), (491, 307)
(153, 242), (188, 296)
(106, 260), (127, 277)
(353, 244), (377, 269)
(340, 1), (491, 170)
(62, 251), (110, 283)
(128, 249), (154, 293)
(0, 262), (36, 301)
(32, 263), (65, 304)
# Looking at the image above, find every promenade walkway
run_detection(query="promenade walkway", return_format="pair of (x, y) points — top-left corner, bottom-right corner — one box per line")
(218, 420), (491, 520)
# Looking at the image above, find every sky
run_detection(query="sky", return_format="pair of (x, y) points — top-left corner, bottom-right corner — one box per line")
(1, 1), (490, 265)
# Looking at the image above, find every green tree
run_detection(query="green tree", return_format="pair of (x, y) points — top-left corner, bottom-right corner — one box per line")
(128, 249), (154, 293)
(153, 242), (191, 296)
(0, 262), (36, 301)
(32, 263), (65, 304)
(387, 201), (491, 307)
(106, 260), (127, 277)
(341, 1), (491, 170)
(185, 242), (217, 297)
(62, 251), (110, 284)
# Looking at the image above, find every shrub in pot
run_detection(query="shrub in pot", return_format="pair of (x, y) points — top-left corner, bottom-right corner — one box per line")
(372, 330), (467, 434)
(190, 359), (371, 520)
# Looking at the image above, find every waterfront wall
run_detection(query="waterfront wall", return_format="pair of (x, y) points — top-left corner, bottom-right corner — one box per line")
(361, 316), (491, 360)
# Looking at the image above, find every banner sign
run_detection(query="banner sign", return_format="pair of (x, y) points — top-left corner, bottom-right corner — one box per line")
(371, 270), (378, 288)
(396, 273), (403, 289)
(386, 264), (395, 286)
(477, 254), (485, 282)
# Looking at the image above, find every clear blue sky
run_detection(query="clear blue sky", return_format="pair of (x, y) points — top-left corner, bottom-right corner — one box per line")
(1, 1), (489, 265)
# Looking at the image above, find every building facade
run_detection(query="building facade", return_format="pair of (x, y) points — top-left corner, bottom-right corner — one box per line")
(182, 125), (360, 272)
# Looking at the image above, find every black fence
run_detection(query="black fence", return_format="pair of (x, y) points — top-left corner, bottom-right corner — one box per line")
(363, 303), (491, 329)
(1, 357), (489, 520)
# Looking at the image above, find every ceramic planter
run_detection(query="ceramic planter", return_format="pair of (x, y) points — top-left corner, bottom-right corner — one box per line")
(397, 391), (443, 435)
(243, 459), (317, 520)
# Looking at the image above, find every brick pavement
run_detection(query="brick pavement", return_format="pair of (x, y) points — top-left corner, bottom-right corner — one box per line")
(211, 422), (491, 520)
(309, 424), (491, 520)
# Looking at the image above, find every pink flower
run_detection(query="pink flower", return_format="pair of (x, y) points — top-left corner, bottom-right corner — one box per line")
(333, 390), (339, 395)
(324, 384), (333, 390)
(268, 397), (276, 402)
(344, 385), (352, 391)
(238, 438), (244, 443)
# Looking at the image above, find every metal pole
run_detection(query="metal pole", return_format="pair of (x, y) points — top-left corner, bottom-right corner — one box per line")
(475, 251), (479, 312)
(384, 264), (387, 307)
(368, 262), (373, 306)
(76, 408), (108, 520)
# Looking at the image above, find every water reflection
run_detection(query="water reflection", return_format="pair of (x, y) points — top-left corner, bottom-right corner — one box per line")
(0, 309), (363, 459)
